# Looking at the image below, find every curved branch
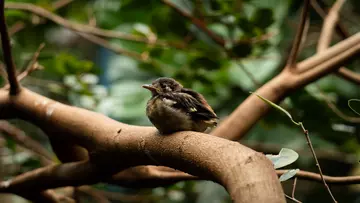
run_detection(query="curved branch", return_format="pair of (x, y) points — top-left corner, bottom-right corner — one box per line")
(0, 1), (20, 94)
(213, 32), (360, 140)
(0, 88), (285, 203)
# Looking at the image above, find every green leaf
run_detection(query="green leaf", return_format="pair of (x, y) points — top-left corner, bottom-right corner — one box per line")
(252, 92), (301, 126)
(279, 169), (299, 182)
(266, 148), (299, 169)
(348, 99), (360, 116)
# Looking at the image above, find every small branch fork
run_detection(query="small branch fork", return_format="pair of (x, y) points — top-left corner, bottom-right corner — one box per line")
(211, 0), (360, 139)
(311, 0), (360, 84)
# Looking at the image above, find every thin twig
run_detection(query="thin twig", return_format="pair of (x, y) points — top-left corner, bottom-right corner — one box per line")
(3, 43), (45, 90)
(297, 16), (310, 55)
(76, 32), (149, 62)
(0, 120), (55, 162)
(161, 0), (225, 46)
(18, 43), (45, 80)
(276, 169), (360, 184)
(162, 0), (274, 47)
(9, 0), (74, 36)
(0, 1), (21, 94)
(291, 177), (298, 198)
(300, 124), (337, 202)
(286, 0), (310, 69)
(316, 85), (360, 123)
(5, 2), (184, 49)
(285, 194), (302, 203)
(237, 61), (260, 88)
(52, 0), (74, 10)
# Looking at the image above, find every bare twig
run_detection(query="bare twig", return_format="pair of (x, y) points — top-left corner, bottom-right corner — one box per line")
(299, 124), (337, 202)
(161, 0), (225, 46)
(9, 0), (74, 36)
(316, 85), (360, 123)
(285, 194), (302, 203)
(277, 169), (360, 184)
(0, 120), (54, 162)
(3, 43), (45, 90)
(336, 68), (360, 84)
(0, 1), (21, 94)
(18, 43), (45, 80)
(237, 61), (260, 88)
(292, 177), (298, 198)
(52, 0), (74, 10)
(5, 2), (183, 49)
(162, 0), (274, 47)
(286, 0), (311, 69)
(76, 32), (149, 62)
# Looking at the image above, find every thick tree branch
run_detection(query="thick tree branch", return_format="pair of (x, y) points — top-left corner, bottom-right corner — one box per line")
(0, 1), (20, 94)
(0, 88), (285, 203)
(213, 32), (360, 140)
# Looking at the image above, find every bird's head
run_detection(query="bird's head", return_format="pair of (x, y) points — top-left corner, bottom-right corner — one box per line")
(142, 77), (183, 96)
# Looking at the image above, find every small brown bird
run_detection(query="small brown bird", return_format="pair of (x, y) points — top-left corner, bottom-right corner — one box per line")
(142, 77), (218, 134)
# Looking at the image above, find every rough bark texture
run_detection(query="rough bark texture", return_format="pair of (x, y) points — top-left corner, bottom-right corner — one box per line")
(0, 88), (285, 203)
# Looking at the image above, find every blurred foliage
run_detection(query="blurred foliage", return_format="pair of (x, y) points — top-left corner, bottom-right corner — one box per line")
(0, 0), (360, 202)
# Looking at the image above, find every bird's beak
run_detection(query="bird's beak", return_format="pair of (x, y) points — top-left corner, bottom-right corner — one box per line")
(142, 84), (158, 93)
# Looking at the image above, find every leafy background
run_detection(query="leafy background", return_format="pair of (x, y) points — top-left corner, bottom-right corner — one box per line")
(1, 0), (360, 202)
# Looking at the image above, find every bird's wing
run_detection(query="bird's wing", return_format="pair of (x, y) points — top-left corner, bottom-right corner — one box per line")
(163, 90), (218, 122)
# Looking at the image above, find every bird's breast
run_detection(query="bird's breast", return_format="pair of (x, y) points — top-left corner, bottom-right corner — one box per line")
(146, 97), (192, 134)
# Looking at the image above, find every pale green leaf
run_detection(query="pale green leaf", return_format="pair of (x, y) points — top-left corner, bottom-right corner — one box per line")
(251, 92), (300, 126)
(279, 169), (299, 182)
(266, 148), (299, 169)
(348, 99), (360, 116)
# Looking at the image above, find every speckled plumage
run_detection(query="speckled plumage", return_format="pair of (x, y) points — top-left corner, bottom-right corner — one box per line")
(143, 77), (218, 134)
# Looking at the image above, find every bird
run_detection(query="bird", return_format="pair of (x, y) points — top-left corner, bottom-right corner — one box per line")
(142, 77), (218, 134)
